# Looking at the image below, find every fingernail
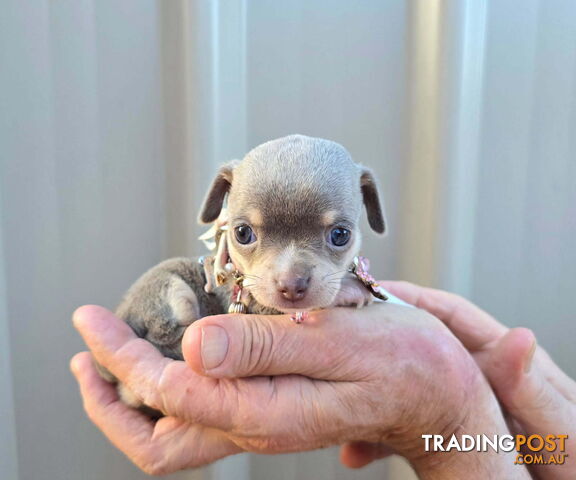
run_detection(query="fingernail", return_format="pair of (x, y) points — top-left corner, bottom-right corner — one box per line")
(524, 339), (537, 373)
(201, 326), (229, 370)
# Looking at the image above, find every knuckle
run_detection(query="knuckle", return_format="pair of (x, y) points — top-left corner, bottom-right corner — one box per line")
(114, 337), (153, 367)
(156, 360), (179, 393)
(135, 447), (173, 476)
(241, 435), (288, 453)
(241, 318), (277, 373)
(150, 360), (181, 412)
(139, 458), (168, 476)
(520, 380), (556, 413)
(118, 356), (170, 412)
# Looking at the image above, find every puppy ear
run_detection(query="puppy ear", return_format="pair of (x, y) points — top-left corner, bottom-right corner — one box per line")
(198, 161), (238, 224)
(360, 168), (387, 234)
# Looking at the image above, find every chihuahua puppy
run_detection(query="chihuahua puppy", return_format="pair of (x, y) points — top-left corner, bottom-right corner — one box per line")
(97, 134), (386, 409)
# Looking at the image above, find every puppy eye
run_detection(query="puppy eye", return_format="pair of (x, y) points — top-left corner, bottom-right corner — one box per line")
(234, 225), (256, 245)
(329, 227), (351, 247)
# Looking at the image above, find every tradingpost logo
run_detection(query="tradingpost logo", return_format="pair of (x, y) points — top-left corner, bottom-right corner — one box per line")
(422, 434), (569, 466)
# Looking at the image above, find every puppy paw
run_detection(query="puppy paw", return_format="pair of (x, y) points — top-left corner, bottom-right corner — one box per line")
(165, 276), (200, 327)
(331, 274), (374, 308)
(115, 260), (205, 359)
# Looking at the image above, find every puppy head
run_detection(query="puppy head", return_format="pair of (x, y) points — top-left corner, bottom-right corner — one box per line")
(199, 134), (386, 312)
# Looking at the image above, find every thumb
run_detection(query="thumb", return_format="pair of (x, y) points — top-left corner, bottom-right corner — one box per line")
(182, 311), (357, 380)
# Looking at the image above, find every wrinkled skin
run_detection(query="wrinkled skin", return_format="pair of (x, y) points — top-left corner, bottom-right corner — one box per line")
(346, 281), (576, 480)
(71, 294), (531, 478)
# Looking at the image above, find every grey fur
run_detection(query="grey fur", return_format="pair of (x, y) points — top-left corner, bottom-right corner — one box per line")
(99, 134), (386, 412)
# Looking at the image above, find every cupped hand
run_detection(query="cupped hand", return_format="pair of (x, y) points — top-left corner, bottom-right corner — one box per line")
(343, 281), (576, 479)
(71, 302), (526, 478)
(70, 348), (241, 475)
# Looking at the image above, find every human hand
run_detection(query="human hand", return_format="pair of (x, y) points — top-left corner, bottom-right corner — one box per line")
(343, 281), (576, 479)
(71, 303), (528, 478)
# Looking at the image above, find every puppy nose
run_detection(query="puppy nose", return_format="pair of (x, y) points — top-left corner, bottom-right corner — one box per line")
(276, 276), (310, 301)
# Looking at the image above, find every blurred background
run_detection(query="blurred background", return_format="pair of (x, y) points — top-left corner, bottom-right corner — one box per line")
(1, 1), (575, 479)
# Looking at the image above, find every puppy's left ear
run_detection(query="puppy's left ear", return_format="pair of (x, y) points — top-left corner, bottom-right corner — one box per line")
(360, 167), (387, 234)
(198, 160), (239, 224)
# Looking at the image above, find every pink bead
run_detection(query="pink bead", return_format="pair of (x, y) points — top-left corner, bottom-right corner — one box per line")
(290, 311), (308, 324)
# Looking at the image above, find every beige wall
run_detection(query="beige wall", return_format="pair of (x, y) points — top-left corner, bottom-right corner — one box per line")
(1, 1), (575, 479)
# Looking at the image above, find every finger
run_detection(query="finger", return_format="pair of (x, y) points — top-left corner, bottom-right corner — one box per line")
(378, 281), (507, 351)
(531, 347), (576, 402)
(73, 305), (261, 432)
(73, 304), (178, 409)
(72, 305), (240, 429)
(182, 307), (387, 379)
(485, 328), (576, 433)
(70, 351), (164, 470)
(339, 441), (394, 469)
(476, 327), (535, 386)
(70, 352), (240, 475)
(482, 330), (576, 480)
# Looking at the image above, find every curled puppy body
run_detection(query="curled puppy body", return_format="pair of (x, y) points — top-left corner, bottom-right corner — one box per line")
(97, 134), (386, 411)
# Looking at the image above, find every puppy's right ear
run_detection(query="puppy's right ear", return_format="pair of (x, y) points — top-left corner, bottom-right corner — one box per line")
(198, 161), (239, 224)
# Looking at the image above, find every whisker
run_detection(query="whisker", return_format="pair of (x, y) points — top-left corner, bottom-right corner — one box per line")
(242, 274), (262, 280)
(322, 269), (349, 281)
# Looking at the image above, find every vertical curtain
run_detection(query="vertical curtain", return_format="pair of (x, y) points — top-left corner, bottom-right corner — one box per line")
(0, 1), (197, 479)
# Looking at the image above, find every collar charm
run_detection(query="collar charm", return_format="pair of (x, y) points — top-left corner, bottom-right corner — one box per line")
(228, 271), (248, 314)
(350, 256), (389, 301)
